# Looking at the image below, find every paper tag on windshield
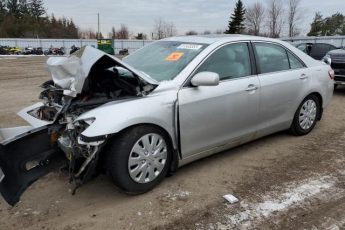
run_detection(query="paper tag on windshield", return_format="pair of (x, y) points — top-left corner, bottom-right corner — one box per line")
(166, 52), (184, 61)
(177, 44), (203, 50)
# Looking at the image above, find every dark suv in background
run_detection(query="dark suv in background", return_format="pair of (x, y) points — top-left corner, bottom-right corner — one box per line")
(323, 48), (345, 88)
(296, 43), (337, 60)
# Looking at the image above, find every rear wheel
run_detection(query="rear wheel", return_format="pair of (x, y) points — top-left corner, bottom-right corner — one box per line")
(106, 125), (171, 194)
(290, 95), (320, 136)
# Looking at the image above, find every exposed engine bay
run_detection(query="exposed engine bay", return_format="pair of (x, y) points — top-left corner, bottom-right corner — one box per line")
(0, 46), (157, 205)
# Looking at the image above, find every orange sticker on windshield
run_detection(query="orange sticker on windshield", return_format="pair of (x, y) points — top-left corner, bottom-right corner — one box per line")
(165, 52), (184, 61)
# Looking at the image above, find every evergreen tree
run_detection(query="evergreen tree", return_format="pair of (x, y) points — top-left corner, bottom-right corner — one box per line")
(225, 0), (246, 34)
(0, 0), (7, 21)
(29, 0), (45, 19)
(322, 13), (345, 35)
(6, 0), (20, 18)
(307, 12), (324, 36)
(66, 19), (78, 38)
(308, 12), (345, 36)
(19, 0), (29, 17)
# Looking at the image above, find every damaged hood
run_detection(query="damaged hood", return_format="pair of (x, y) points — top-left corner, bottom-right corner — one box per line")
(46, 46), (159, 96)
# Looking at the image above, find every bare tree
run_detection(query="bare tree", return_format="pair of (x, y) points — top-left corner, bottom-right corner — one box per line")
(203, 30), (211, 35)
(164, 21), (177, 37)
(115, 24), (129, 39)
(246, 2), (265, 35)
(111, 26), (116, 39)
(153, 17), (177, 39)
(153, 17), (165, 39)
(287, 0), (302, 37)
(266, 0), (284, 38)
(79, 28), (97, 39)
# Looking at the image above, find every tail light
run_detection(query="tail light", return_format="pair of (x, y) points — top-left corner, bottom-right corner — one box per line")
(328, 69), (335, 80)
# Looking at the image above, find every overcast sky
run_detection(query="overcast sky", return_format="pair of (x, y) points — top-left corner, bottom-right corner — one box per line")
(44, 0), (345, 38)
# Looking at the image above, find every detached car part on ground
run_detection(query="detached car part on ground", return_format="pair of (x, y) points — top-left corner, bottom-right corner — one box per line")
(323, 48), (345, 87)
(0, 36), (334, 206)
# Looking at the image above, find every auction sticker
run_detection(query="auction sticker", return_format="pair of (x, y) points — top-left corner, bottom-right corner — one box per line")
(177, 44), (203, 50)
(166, 52), (184, 61)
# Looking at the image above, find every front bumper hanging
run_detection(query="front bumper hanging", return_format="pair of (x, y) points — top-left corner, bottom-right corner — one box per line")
(0, 126), (66, 206)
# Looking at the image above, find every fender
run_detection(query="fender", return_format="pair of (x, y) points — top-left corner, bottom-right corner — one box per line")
(76, 91), (179, 149)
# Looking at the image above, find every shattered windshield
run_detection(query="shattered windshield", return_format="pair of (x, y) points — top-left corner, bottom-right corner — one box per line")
(123, 41), (208, 82)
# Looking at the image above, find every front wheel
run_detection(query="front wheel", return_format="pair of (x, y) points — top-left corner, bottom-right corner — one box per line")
(290, 95), (320, 136)
(106, 125), (172, 194)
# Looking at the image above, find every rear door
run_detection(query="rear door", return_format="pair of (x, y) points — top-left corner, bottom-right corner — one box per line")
(253, 42), (308, 135)
(178, 42), (260, 158)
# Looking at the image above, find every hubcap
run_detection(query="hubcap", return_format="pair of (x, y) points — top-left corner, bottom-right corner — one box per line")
(128, 133), (167, 184)
(299, 99), (317, 130)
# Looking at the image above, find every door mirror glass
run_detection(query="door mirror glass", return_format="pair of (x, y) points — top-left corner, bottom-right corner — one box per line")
(191, 72), (220, 87)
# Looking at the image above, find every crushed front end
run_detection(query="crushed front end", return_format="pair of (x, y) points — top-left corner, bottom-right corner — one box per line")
(0, 46), (157, 206)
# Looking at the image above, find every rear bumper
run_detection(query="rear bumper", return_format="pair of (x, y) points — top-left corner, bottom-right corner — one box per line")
(334, 74), (345, 85)
(0, 126), (66, 206)
(333, 68), (345, 85)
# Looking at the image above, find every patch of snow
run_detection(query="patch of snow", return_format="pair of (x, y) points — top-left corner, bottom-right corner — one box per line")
(257, 177), (334, 217)
(226, 176), (337, 227)
(164, 190), (191, 201)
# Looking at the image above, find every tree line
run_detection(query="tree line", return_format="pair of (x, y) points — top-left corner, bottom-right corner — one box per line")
(0, 0), (78, 38)
(1, 0), (344, 40)
(223, 0), (304, 37)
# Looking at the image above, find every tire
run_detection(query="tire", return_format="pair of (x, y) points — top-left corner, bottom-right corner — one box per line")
(106, 125), (172, 194)
(290, 95), (320, 136)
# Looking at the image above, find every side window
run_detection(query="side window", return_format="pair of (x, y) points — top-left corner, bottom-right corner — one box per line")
(254, 43), (290, 74)
(287, 52), (304, 69)
(196, 43), (251, 81)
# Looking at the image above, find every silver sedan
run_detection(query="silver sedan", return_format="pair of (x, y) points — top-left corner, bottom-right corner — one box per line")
(0, 35), (334, 205)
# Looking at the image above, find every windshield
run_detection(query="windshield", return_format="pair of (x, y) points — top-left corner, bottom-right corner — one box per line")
(123, 41), (208, 82)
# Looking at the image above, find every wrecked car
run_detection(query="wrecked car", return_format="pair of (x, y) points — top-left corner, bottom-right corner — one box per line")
(0, 35), (334, 206)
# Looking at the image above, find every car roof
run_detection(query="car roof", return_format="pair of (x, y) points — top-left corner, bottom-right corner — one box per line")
(162, 34), (281, 44)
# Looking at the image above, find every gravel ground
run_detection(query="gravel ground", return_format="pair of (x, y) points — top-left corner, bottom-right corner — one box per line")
(0, 56), (344, 230)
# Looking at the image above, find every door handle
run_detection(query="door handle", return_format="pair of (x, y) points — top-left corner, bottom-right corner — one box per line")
(299, 74), (308, 80)
(245, 84), (259, 92)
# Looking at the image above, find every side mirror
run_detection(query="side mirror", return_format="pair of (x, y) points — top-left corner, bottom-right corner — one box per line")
(323, 55), (332, 65)
(191, 72), (220, 87)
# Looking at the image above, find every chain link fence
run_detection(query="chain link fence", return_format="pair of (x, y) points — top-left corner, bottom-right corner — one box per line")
(281, 36), (345, 48)
(0, 39), (154, 54)
(1, 36), (344, 55)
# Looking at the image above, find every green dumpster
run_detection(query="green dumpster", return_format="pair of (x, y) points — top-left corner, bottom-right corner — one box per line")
(97, 39), (114, 55)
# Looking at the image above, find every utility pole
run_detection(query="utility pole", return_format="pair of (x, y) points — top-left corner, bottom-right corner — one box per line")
(97, 13), (100, 39)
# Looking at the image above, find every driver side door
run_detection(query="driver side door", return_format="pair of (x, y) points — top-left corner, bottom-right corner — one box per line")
(178, 42), (260, 159)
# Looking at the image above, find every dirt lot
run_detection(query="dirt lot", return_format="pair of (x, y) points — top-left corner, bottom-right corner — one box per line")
(0, 56), (345, 230)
